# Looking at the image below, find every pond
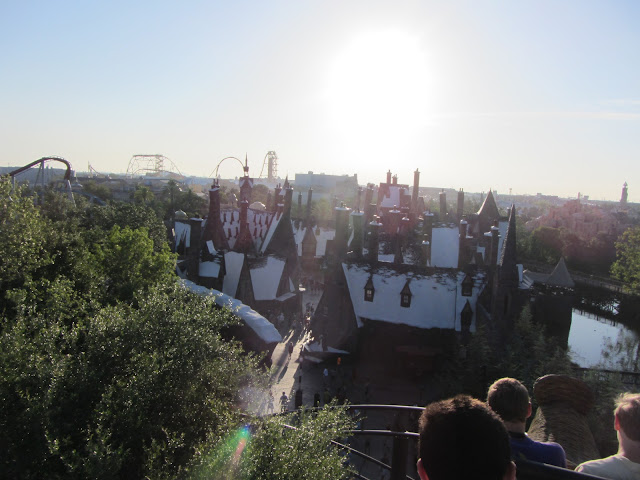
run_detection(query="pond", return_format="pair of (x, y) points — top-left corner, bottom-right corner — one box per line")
(568, 288), (640, 370)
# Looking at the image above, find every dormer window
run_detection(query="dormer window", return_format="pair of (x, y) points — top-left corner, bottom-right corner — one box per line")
(364, 276), (374, 302)
(400, 280), (412, 308)
(462, 273), (473, 297)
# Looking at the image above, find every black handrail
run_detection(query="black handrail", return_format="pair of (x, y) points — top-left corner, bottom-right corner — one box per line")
(515, 459), (609, 480)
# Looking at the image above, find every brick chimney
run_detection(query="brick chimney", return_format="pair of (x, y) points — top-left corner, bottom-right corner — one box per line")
(273, 184), (281, 212)
(368, 216), (381, 262)
(187, 218), (203, 282)
(351, 210), (364, 258)
(202, 182), (229, 250)
(421, 234), (431, 267)
(457, 188), (464, 221)
(458, 219), (468, 268)
(412, 169), (420, 213)
(283, 186), (293, 217)
(439, 190), (447, 220)
(386, 170), (392, 184)
(334, 203), (351, 259)
(305, 188), (313, 227)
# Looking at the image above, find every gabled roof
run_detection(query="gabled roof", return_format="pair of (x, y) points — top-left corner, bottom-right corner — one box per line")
(498, 205), (519, 287)
(477, 190), (500, 219)
(342, 263), (486, 331)
(431, 226), (459, 268)
(546, 257), (575, 288)
(249, 256), (287, 300)
(222, 251), (245, 297)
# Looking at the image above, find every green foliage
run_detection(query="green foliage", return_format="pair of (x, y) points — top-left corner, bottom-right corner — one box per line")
(80, 202), (168, 252)
(611, 226), (640, 293)
(1, 181), (352, 479)
(311, 198), (333, 224)
(441, 305), (572, 399)
(91, 225), (175, 304)
(1, 283), (262, 479)
(83, 180), (113, 201)
(133, 184), (154, 205)
(191, 403), (355, 480)
(0, 179), (53, 294)
(252, 184), (270, 207)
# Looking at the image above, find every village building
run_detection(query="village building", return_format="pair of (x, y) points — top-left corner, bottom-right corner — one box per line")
(172, 167), (302, 341)
(304, 170), (529, 378)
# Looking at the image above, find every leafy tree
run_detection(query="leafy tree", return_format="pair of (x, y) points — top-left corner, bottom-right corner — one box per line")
(0, 179), (53, 309)
(611, 226), (640, 293)
(1, 181), (355, 479)
(83, 180), (113, 201)
(528, 226), (563, 264)
(80, 202), (168, 252)
(311, 198), (333, 225)
(90, 225), (175, 304)
(191, 403), (355, 480)
(440, 305), (572, 399)
(133, 184), (154, 205)
(251, 184), (270, 207)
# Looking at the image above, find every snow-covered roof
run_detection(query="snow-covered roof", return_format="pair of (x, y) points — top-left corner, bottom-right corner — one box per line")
(380, 185), (407, 208)
(174, 220), (190, 249)
(222, 251), (245, 297)
(431, 226), (459, 268)
(250, 256), (287, 300)
(342, 263), (485, 331)
(199, 260), (221, 278)
(181, 279), (282, 344)
(294, 225), (335, 257)
(260, 210), (284, 253)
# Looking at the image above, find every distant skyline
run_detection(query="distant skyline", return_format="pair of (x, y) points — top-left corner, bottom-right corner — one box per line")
(1, 1), (639, 201)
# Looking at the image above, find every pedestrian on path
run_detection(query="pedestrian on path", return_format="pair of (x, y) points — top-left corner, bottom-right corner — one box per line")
(288, 341), (294, 360)
(267, 391), (274, 413)
(280, 391), (289, 412)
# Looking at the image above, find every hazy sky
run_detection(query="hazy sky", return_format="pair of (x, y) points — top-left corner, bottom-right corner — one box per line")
(1, 1), (639, 201)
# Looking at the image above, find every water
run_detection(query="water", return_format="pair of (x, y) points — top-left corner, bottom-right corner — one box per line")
(568, 307), (640, 370)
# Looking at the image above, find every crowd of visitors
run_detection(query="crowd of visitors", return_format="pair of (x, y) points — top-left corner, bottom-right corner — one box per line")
(415, 379), (639, 480)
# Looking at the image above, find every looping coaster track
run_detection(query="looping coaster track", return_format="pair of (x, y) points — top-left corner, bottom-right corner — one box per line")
(126, 154), (183, 178)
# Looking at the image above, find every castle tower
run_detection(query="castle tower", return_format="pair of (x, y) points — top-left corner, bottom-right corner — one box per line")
(621, 182), (628, 205)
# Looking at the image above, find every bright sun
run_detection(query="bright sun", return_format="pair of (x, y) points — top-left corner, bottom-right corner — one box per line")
(326, 30), (433, 156)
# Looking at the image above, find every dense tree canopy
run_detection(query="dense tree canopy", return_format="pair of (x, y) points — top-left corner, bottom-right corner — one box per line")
(0, 178), (353, 479)
(611, 226), (640, 293)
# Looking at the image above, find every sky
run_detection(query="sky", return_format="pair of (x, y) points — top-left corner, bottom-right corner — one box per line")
(1, 0), (639, 201)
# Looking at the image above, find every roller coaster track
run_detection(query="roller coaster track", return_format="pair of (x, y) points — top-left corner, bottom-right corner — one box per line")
(7, 156), (75, 205)
(8, 156), (73, 181)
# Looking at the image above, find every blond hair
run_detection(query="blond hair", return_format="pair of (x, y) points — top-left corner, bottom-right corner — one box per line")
(615, 393), (640, 442)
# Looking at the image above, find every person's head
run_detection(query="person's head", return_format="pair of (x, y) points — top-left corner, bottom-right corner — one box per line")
(487, 377), (531, 424)
(614, 393), (640, 442)
(417, 395), (515, 480)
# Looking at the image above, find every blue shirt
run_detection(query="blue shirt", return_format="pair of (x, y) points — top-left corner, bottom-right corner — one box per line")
(509, 432), (567, 468)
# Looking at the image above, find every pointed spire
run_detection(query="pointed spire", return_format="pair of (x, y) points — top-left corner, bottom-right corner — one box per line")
(477, 189), (499, 219)
(546, 257), (575, 288)
(498, 204), (518, 286)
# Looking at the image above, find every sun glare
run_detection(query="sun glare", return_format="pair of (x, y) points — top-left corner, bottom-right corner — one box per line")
(327, 30), (433, 155)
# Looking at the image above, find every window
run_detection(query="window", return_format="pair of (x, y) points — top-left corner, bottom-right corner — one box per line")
(400, 280), (412, 308)
(364, 276), (374, 302)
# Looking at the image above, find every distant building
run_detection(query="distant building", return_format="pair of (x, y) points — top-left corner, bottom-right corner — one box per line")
(525, 198), (625, 242)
